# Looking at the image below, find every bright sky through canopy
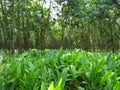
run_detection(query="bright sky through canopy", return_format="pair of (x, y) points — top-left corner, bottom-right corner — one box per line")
(33, 0), (60, 19)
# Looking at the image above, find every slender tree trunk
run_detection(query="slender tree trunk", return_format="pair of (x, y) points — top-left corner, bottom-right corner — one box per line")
(10, 0), (15, 53)
(35, 28), (40, 49)
(22, 5), (25, 50)
(0, 0), (7, 49)
(109, 18), (114, 52)
(118, 25), (120, 50)
(94, 21), (100, 51)
(39, 0), (52, 50)
(0, 3), (1, 48)
(39, 10), (44, 50)
(115, 20), (120, 50)
(24, 17), (30, 50)
(86, 24), (89, 50)
(16, 0), (21, 52)
(45, 0), (51, 49)
(60, 24), (65, 48)
(91, 22), (95, 51)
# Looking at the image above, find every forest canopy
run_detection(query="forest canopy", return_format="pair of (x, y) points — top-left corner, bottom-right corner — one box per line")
(0, 0), (120, 52)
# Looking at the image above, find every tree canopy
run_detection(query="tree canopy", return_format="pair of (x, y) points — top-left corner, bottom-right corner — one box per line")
(0, 0), (120, 52)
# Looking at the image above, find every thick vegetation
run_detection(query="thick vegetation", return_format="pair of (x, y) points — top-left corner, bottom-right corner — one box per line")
(0, 0), (120, 52)
(0, 0), (120, 90)
(0, 49), (120, 90)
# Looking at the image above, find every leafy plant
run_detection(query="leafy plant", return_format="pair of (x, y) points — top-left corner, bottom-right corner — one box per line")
(0, 49), (120, 90)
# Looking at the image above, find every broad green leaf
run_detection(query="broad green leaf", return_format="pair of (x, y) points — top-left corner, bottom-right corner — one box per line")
(29, 62), (35, 71)
(105, 77), (112, 90)
(41, 82), (47, 90)
(55, 78), (62, 90)
(77, 86), (85, 90)
(17, 63), (21, 78)
(106, 53), (115, 71)
(48, 82), (54, 90)
(113, 81), (120, 90)
(60, 67), (69, 89)
(101, 71), (112, 83)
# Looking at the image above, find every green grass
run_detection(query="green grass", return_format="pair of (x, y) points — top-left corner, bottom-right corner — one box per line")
(0, 49), (120, 90)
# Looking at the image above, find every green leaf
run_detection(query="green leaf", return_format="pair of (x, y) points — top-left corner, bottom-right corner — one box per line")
(48, 82), (55, 90)
(41, 82), (47, 90)
(77, 86), (85, 90)
(29, 62), (35, 71)
(60, 67), (69, 89)
(101, 70), (112, 83)
(106, 53), (115, 71)
(55, 78), (62, 90)
(105, 77), (112, 90)
(17, 63), (21, 78)
(113, 81), (120, 90)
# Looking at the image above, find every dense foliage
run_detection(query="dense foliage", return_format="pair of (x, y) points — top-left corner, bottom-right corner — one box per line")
(0, 49), (120, 90)
(0, 0), (120, 52)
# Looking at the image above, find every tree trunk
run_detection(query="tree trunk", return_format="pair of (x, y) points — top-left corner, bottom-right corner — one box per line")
(0, 0), (8, 49)
(60, 27), (65, 48)
(10, 0), (15, 53)
(109, 18), (114, 52)
(16, 0), (21, 52)
(22, 5), (25, 50)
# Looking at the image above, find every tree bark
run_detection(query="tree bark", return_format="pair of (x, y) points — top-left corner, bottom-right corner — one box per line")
(109, 18), (114, 52)
(10, 0), (15, 53)
(0, 0), (7, 49)
(16, 0), (21, 52)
